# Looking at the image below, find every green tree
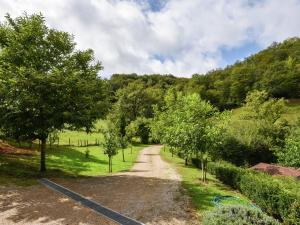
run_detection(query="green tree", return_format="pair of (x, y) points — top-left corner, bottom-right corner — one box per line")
(277, 122), (300, 167)
(108, 111), (127, 160)
(220, 90), (288, 165)
(0, 14), (108, 171)
(151, 89), (181, 155)
(119, 135), (128, 162)
(127, 117), (151, 144)
(125, 122), (136, 154)
(102, 122), (119, 173)
(152, 93), (223, 181)
(173, 94), (221, 182)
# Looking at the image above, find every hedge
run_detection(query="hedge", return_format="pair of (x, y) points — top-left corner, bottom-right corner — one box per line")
(206, 161), (300, 225)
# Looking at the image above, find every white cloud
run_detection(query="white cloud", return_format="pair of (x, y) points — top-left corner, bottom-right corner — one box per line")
(0, 0), (299, 77)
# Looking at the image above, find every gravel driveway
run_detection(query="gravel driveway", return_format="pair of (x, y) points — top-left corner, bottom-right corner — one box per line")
(0, 145), (199, 225)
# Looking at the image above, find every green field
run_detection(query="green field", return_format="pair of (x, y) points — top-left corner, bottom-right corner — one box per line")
(0, 140), (145, 187)
(282, 100), (300, 122)
(160, 148), (250, 218)
(56, 120), (106, 146)
(231, 99), (300, 124)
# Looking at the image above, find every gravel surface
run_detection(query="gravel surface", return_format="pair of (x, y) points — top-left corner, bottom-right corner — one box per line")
(0, 145), (200, 225)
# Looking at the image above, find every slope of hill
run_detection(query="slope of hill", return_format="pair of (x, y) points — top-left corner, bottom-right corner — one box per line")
(232, 99), (300, 124)
(108, 38), (299, 110)
(189, 37), (300, 109)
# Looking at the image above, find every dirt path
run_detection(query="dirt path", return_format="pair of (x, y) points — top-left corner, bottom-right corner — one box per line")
(0, 145), (199, 225)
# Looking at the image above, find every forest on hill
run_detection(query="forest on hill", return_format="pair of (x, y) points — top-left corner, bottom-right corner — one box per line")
(110, 37), (300, 109)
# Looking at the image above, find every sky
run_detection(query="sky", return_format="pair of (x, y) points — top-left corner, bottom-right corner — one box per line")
(0, 0), (300, 77)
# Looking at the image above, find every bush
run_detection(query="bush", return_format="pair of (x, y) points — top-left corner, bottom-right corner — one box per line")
(203, 205), (280, 225)
(208, 161), (244, 189)
(208, 161), (300, 225)
(277, 126), (300, 167)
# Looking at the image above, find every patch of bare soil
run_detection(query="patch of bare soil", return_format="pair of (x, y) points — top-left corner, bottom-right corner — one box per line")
(0, 142), (34, 155)
(0, 145), (200, 225)
(0, 184), (115, 225)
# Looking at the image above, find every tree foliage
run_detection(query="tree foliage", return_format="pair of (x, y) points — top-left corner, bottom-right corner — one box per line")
(0, 13), (108, 171)
(217, 91), (288, 165)
(277, 121), (300, 167)
(109, 38), (300, 111)
(188, 38), (300, 109)
(152, 92), (226, 181)
(102, 122), (119, 173)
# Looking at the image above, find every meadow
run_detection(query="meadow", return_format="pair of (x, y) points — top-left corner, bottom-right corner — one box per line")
(231, 99), (300, 124)
(0, 120), (146, 186)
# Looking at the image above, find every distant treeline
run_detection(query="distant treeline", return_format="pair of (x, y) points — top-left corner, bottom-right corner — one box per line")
(109, 37), (300, 109)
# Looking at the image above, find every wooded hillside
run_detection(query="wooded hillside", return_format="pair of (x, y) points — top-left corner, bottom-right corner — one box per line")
(110, 38), (300, 109)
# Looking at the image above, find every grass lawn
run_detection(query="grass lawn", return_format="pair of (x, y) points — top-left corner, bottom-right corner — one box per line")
(231, 99), (300, 124)
(282, 100), (300, 123)
(57, 120), (106, 146)
(160, 148), (250, 218)
(0, 142), (146, 186)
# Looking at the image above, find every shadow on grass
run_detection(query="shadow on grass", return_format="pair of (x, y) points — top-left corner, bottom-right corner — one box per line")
(0, 143), (148, 186)
(0, 145), (108, 186)
(181, 180), (216, 212)
(46, 146), (108, 175)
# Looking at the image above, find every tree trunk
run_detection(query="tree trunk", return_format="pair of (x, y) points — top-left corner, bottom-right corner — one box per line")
(201, 158), (204, 182)
(110, 157), (112, 173)
(171, 147), (174, 157)
(40, 138), (47, 172)
(204, 158), (207, 182)
(122, 148), (125, 162)
(185, 157), (188, 166)
(108, 156), (111, 173)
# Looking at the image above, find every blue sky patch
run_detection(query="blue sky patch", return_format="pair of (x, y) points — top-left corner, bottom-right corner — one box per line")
(146, 0), (167, 12)
(220, 42), (262, 67)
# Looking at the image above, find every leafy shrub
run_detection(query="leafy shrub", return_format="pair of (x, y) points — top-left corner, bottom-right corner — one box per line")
(277, 126), (300, 167)
(207, 161), (244, 189)
(126, 117), (150, 144)
(203, 205), (280, 225)
(208, 161), (300, 225)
